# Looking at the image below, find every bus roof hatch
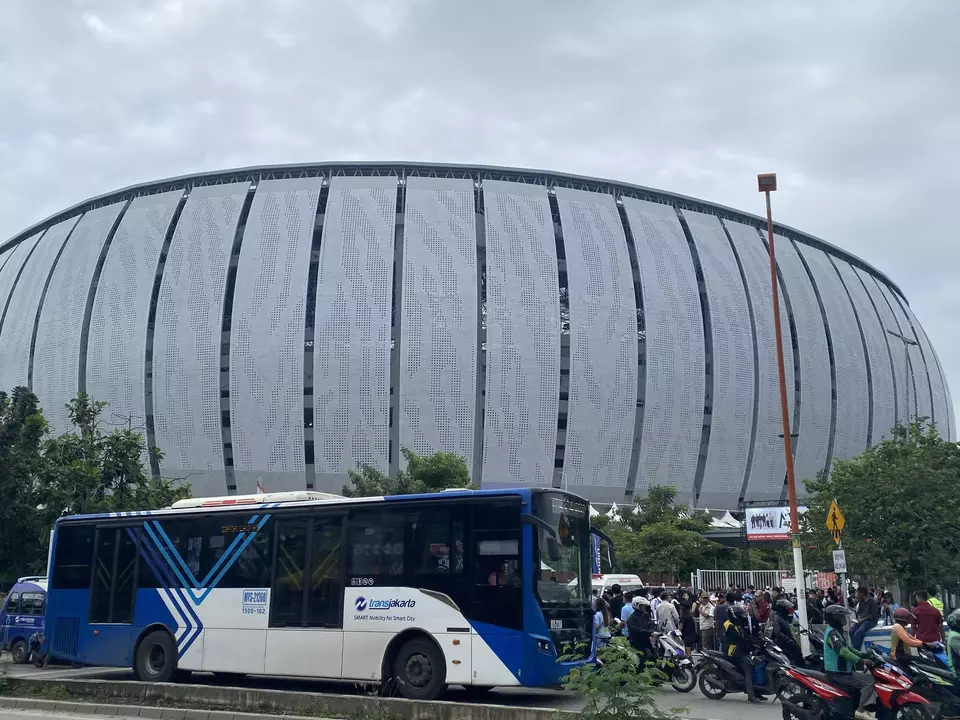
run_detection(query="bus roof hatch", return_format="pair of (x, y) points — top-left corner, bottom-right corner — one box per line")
(169, 491), (344, 509)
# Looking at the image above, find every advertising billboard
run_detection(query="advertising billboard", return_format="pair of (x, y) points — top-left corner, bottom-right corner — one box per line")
(745, 506), (806, 541)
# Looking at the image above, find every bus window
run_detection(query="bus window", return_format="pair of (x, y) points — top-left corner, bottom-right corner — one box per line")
(90, 527), (139, 624)
(20, 593), (44, 616)
(270, 519), (307, 627)
(52, 524), (95, 590)
(306, 516), (342, 627)
(347, 510), (405, 579)
(411, 508), (465, 576)
(4, 593), (18, 615)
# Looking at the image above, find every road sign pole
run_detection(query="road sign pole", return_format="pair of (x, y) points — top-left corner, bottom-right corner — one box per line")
(759, 174), (810, 656)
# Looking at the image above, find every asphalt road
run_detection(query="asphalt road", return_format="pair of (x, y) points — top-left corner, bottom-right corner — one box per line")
(1, 658), (778, 720)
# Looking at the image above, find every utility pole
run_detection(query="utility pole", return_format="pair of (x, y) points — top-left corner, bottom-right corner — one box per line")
(758, 173), (810, 655)
(887, 329), (917, 424)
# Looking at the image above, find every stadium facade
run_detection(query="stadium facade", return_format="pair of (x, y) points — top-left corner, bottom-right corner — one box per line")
(0, 163), (952, 509)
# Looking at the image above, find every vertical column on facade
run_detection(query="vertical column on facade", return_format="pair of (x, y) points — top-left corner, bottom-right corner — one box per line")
(312, 176), (397, 493)
(0, 217), (81, 393)
(398, 176), (479, 480)
(479, 181), (560, 489)
(618, 198), (704, 506)
(617, 200), (647, 502)
(472, 181), (487, 486)
(229, 177), (323, 494)
(303, 182), (329, 490)
(831, 258), (897, 444)
(891, 292), (942, 430)
(675, 210), (714, 507)
(546, 190), (569, 488)
(152, 181), (250, 495)
(0, 231), (46, 341)
(553, 188), (637, 503)
(88, 189), (185, 476)
(873, 278), (927, 421)
(388, 180), (406, 479)
(145, 193), (190, 478)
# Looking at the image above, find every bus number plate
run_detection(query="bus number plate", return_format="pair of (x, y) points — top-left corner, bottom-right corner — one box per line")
(551, 619), (563, 630)
(350, 577), (374, 587)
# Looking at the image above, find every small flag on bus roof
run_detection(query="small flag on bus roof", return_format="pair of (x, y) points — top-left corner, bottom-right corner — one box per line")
(256, 478), (265, 494)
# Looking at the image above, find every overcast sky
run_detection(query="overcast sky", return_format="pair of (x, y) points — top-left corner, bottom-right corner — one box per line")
(2, 0), (957, 426)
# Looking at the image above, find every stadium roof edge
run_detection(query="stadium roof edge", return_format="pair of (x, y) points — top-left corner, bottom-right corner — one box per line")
(0, 160), (906, 301)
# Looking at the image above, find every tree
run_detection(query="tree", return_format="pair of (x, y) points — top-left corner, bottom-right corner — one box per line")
(800, 421), (960, 591)
(0, 388), (47, 580)
(342, 447), (472, 497)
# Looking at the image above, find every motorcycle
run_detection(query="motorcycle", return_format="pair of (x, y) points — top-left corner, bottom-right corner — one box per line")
(883, 646), (960, 718)
(698, 635), (793, 701)
(780, 658), (934, 720)
(651, 631), (697, 693)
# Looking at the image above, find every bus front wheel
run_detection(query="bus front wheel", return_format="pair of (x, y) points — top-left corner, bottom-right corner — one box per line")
(10, 639), (29, 664)
(392, 638), (446, 700)
(134, 630), (178, 683)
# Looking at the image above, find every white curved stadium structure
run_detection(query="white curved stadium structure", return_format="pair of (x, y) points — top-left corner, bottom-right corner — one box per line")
(0, 163), (952, 508)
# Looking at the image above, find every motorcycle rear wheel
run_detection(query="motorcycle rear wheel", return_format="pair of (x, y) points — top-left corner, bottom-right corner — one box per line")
(781, 692), (825, 720)
(698, 668), (728, 700)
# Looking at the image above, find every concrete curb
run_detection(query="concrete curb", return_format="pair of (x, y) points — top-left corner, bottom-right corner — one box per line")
(0, 695), (340, 719)
(1, 677), (574, 720)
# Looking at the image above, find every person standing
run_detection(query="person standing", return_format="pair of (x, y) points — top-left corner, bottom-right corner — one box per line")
(608, 584), (624, 622)
(851, 585), (879, 649)
(698, 592), (716, 651)
(656, 590), (679, 633)
(619, 591), (635, 640)
(913, 590), (945, 644)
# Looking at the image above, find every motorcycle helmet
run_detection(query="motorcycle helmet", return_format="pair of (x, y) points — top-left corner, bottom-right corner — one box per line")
(632, 595), (651, 610)
(775, 598), (794, 617)
(947, 609), (960, 633)
(894, 607), (915, 625)
(824, 603), (853, 630)
(728, 604), (748, 625)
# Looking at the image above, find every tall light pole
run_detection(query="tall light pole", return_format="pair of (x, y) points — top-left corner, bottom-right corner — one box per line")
(887, 329), (917, 424)
(758, 173), (810, 654)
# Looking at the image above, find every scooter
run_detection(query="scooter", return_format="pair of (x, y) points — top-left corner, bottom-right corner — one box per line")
(698, 636), (793, 702)
(780, 662), (933, 720)
(651, 631), (697, 693)
(882, 646), (960, 718)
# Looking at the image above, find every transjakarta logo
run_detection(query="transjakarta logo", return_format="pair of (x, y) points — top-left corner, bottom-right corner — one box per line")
(354, 596), (416, 612)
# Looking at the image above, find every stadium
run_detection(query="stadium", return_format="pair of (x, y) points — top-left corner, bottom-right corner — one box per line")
(0, 162), (952, 509)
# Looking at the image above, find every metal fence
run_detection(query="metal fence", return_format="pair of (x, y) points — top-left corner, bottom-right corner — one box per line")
(692, 569), (783, 592)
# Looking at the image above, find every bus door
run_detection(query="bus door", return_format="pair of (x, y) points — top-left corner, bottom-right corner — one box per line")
(265, 514), (344, 679)
(81, 526), (139, 666)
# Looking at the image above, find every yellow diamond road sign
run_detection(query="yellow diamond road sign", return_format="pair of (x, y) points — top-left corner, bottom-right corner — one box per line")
(826, 499), (845, 544)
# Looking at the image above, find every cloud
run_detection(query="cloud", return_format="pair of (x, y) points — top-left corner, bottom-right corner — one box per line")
(1, 0), (957, 422)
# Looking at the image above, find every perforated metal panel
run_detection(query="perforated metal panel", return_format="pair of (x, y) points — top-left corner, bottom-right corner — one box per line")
(87, 191), (184, 466)
(876, 281), (931, 421)
(33, 202), (125, 433)
(914, 322), (951, 440)
(0, 232), (44, 331)
(0, 217), (78, 393)
(313, 176), (397, 489)
(681, 210), (754, 506)
(901, 301), (946, 434)
(480, 180), (560, 488)
(796, 245), (869, 462)
(230, 178), (321, 493)
(555, 188), (636, 502)
(833, 260), (896, 443)
(620, 198), (704, 504)
(400, 177), (478, 472)
(153, 182), (249, 494)
(772, 236), (831, 484)
(721, 220), (794, 502)
(854, 267), (910, 426)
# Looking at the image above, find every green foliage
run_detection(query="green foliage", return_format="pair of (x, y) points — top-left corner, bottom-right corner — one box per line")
(342, 447), (472, 497)
(800, 421), (960, 589)
(562, 637), (682, 720)
(0, 387), (191, 581)
(599, 486), (718, 580)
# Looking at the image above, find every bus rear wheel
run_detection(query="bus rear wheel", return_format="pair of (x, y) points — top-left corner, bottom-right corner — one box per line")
(392, 638), (446, 700)
(134, 630), (178, 683)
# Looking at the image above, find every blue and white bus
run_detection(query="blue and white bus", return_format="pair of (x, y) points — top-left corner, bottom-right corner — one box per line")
(43, 488), (594, 699)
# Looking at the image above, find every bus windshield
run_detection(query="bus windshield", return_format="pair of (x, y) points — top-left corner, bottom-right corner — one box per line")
(532, 492), (591, 607)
